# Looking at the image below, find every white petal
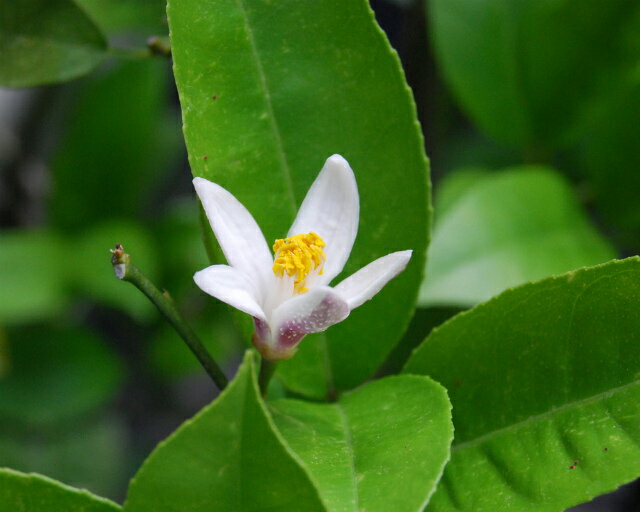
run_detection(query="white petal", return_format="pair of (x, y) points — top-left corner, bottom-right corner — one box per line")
(288, 155), (359, 285)
(194, 265), (266, 320)
(271, 286), (350, 350)
(334, 250), (412, 310)
(193, 177), (272, 301)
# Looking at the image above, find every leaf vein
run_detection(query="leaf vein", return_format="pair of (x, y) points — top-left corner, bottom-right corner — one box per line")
(334, 403), (360, 511)
(234, 0), (298, 215)
(453, 380), (640, 452)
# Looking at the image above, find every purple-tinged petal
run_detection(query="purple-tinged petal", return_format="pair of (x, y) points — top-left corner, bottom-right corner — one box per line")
(260, 286), (349, 360)
(334, 250), (412, 310)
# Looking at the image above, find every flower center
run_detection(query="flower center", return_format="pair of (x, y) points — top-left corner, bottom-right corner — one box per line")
(272, 232), (326, 294)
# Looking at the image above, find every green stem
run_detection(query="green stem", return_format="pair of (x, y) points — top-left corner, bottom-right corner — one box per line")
(111, 245), (228, 390)
(259, 358), (278, 397)
(108, 46), (153, 60)
(108, 36), (172, 60)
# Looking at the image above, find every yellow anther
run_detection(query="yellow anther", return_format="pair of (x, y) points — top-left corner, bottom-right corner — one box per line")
(273, 232), (326, 294)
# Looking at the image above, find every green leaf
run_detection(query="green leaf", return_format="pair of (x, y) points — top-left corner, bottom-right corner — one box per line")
(270, 375), (453, 512)
(0, 230), (69, 324)
(0, 0), (107, 87)
(168, 0), (430, 398)
(405, 258), (640, 511)
(0, 325), (123, 427)
(432, 167), (488, 220)
(578, 80), (640, 233)
(0, 468), (120, 512)
(429, 0), (640, 149)
(124, 351), (325, 512)
(0, 415), (129, 500)
(420, 167), (615, 307)
(50, 59), (177, 231)
(76, 0), (167, 36)
(0, 222), (159, 323)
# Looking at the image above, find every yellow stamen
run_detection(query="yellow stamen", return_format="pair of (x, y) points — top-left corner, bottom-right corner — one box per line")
(272, 232), (326, 294)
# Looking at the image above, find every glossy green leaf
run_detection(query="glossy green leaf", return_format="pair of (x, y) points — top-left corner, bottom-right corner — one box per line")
(429, 0), (640, 149)
(76, 0), (167, 36)
(578, 80), (640, 233)
(432, 167), (488, 219)
(51, 59), (177, 231)
(405, 258), (640, 511)
(270, 375), (452, 512)
(0, 222), (158, 323)
(0, 415), (129, 500)
(168, 0), (430, 398)
(0, 230), (69, 324)
(420, 167), (615, 307)
(0, 0), (107, 87)
(0, 468), (120, 512)
(0, 325), (123, 427)
(124, 351), (325, 512)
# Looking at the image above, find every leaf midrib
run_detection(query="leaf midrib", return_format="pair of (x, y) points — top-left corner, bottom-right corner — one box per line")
(452, 379), (640, 453)
(234, 0), (337, 397)
(333, 402), (360, 511)
(233, 0), (298, 217)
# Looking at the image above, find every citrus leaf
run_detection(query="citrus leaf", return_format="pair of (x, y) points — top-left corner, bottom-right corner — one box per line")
(406, 258), (640, 511)
(0, 468), (120, 512)
(0, 230), (68, 324)
(0, 415), (129, 500)
(124, 351), (325, 512)
(270, 375), (452, 512)
(420, 167), (615, 307)
(0, 0), (107, 87)
(429, 0), (640, 149)
(168, 0), (430, 398)
(51, 59), (176, 231)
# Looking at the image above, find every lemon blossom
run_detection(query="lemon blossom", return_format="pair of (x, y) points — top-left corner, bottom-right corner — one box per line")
(193, 155), (412, 361)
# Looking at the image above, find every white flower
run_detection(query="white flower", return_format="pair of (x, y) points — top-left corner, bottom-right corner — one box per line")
(193, 155), (412, 361)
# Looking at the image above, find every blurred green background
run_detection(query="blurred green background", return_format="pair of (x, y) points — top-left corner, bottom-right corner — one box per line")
(1, 0), (639, 508)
